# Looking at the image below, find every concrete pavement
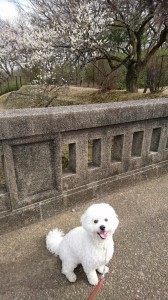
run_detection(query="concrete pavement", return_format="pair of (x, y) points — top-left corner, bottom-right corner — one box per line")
(1, 174), (168, 300)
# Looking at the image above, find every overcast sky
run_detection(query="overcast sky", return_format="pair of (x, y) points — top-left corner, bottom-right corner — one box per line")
(0, 0), (18, 20)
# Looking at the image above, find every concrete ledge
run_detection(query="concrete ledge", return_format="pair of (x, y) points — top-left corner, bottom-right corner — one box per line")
(1, 160), (167, 235)
(0, 98), (168, 139)
(0, 99), (167, 234)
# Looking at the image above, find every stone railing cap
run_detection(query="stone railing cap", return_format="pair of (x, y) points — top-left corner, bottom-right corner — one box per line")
(0, 98), (168, 139)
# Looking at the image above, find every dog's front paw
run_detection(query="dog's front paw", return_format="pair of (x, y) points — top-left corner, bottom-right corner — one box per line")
(87, 272), (99, 286)
(97, 265), (109, 274)
(65, 272), (77, 283)
(88, 276), (99, 286)
(104, 266), (109, 273)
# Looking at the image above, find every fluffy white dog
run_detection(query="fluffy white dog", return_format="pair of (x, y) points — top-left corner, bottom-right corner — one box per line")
(46, 203), (119, 285)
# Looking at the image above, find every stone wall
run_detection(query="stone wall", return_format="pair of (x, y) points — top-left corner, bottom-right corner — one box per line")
(0, 99), (168, 234)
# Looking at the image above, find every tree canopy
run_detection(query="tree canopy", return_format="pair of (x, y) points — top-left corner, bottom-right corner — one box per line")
(1, 0), (168, 91)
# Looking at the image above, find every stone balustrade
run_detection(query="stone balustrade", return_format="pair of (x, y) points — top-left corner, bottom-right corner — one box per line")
(0, 98), (168, 234)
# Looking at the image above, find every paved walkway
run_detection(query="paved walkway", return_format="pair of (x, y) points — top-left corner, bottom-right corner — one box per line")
(1, 174), (168, 300)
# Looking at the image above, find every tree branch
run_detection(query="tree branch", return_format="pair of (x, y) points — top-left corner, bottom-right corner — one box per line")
(142, 24), (168, 68)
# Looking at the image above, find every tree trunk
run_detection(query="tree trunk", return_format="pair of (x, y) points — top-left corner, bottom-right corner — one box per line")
(126, 63), (139, 93)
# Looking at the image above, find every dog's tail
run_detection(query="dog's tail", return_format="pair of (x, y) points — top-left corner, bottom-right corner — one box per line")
(46, 228), (64, 256)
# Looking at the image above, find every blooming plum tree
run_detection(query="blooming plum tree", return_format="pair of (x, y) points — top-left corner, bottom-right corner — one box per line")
(7, 0), (168, 91)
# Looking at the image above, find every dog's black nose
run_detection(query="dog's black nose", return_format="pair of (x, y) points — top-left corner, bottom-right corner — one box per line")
(100, 225), (105, 231)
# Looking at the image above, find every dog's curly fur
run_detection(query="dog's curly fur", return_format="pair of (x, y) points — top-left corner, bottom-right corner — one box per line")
(46, 203), (119, 285)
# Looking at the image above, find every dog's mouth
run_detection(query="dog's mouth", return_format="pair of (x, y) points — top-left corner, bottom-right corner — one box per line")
(97, 231), (108, 239)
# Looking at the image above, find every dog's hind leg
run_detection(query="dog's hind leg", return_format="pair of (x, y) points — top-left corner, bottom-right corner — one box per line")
(61, 259), (77, 283)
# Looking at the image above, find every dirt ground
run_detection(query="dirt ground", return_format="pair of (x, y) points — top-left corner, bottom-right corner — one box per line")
(65, 86), (99, 95)
(138, 88), (168, 94)
(0, 86), (167, 110)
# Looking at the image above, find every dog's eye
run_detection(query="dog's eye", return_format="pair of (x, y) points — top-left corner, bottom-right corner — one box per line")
(104, 218), (108, 222)
(94, 220), (98, 224)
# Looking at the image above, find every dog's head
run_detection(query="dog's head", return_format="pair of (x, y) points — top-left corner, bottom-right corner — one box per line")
(81, 203), (119, 241)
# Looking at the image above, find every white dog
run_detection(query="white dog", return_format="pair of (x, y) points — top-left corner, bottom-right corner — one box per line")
(46, 203), (119, 285)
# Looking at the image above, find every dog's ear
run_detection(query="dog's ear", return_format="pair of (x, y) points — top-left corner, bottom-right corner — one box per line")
(80, 208), (91, 231)
(111, 212), (119, 234)
(80, 211), (86, 228)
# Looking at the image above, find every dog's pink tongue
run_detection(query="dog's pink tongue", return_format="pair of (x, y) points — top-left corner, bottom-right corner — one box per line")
(100, 231), (108, 239)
